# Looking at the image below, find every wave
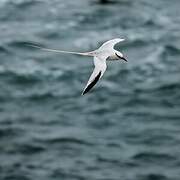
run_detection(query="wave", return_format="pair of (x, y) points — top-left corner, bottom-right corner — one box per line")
(154, 82), (180, 92)
(4, 0), (42, 9)
(0, 68), (43, 85)
(26, 92), (58, 101)
(92, 0), (132, 5)
(163, 44), (180, 55)
(0, 127), (22, 138)
(15, 143), (45, 155)
(0, 173), (31, 180)
(132, 152), (175, 162)
(123, 39), (147, 49)
(139, 173), (168, 180)
(7, 40), (44, 50)
(13, 0), (42, 9)
(0, 65), (64, 84)
(0, 0), (42, 22)
(0, 45), (9, 54)
(37, 137), (93, 146)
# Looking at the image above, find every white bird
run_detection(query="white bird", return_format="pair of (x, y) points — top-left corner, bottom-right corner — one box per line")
(28, 38), (127, 95)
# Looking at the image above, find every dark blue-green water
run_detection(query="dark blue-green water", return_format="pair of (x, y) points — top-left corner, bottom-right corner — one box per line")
(0, 0), (180, 180)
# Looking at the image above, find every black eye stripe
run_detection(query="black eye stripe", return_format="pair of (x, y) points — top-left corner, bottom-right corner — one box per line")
(115, 53), (121, 58)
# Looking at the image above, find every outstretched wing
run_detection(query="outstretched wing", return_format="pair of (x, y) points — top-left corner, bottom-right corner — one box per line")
(98, 38), (125, 51)
(82, 56), (107, 95)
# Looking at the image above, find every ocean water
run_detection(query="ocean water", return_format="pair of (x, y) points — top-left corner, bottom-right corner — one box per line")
(0, 0), (180, 180)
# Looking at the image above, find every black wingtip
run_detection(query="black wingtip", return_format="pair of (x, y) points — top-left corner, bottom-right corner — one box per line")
(82, 71), (102, 95)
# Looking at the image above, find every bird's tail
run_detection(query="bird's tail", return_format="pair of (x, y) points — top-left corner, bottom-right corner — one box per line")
(26, 44), (93, 56)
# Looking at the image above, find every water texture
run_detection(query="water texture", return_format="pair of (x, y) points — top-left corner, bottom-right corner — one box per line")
(0, 0), (180, 180)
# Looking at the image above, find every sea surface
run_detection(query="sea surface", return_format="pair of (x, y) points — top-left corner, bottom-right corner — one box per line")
(0, 0), (180, 180)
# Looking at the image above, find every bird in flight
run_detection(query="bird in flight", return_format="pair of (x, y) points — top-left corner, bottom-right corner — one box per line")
(29, 38), (127, 95)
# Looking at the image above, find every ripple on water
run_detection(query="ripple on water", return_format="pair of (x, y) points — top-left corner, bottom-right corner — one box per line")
(138, 173), (169, 180)
(132, 152), (176, 165)
(0, 1), (180, 180)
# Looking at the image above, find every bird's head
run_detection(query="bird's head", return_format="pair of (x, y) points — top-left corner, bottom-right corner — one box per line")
(115, 51), (127, 62)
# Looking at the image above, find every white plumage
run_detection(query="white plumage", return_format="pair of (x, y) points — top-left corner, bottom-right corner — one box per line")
(28, 38), (127, 95)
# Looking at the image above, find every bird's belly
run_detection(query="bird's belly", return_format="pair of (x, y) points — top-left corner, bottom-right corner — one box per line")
(107, 54), (118, 61)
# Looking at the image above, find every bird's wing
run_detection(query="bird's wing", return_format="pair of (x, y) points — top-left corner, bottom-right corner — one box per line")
(82, 56), (107, 95)
(98, 38), (125, 51)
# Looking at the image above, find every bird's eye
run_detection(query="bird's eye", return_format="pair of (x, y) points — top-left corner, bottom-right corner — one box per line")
(115, 53), (121, 59)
